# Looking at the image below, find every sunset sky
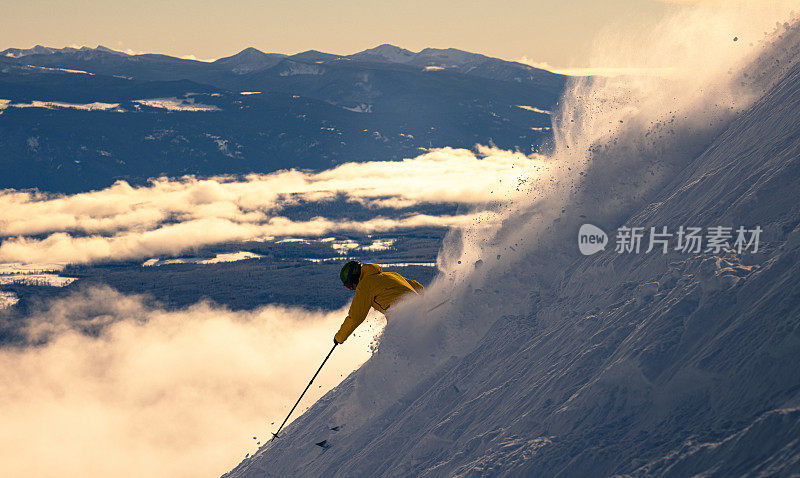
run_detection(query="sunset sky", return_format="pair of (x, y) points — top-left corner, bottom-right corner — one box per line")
(1, 0), (689, 66)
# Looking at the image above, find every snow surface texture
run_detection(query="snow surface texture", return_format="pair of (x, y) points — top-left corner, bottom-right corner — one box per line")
(227, 13), (800, 478)
(0, 273), (76, 287)
(4, 100), (120, 111)
(142, 251), (263, 267)
(515, 105), (551, 115)
(134, 97), (220, 112)
(0, 261), (75, 287)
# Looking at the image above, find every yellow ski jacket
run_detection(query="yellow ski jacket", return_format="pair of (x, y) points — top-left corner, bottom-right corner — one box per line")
(334, 263), (423, 343)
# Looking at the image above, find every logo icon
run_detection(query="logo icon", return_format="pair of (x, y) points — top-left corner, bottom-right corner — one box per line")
(578, 224), (608, 255)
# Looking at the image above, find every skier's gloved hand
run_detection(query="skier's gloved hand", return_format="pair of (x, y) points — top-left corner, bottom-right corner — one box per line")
(333, 337), (342, 345)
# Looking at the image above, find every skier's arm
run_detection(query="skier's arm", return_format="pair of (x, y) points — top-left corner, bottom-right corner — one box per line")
(334, 287), (372, 343)
(407, 279), (424, 293)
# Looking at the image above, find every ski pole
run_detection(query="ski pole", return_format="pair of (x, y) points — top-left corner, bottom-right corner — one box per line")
(271, 342), (338, 441)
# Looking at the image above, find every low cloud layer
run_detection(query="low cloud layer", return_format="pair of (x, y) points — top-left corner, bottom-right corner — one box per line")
(0, 286), (383, 478)
(0, 146), (542, 264)
(0, 213), (497, 264)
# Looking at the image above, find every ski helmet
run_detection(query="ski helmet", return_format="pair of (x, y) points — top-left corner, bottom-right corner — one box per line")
(340, 261), (361, 288)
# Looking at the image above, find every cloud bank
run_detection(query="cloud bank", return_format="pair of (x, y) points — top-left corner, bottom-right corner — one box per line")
(0, 146), (543, 265)
(0, 286), (384, 478)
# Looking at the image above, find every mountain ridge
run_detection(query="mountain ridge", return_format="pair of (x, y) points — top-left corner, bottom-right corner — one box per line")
(1, 43), (559, 76)
(0, 43), (564, 193)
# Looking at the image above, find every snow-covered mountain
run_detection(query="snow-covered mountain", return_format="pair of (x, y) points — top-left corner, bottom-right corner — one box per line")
(224, 20), (800, 478)
(213, 47), (287, 74)
(348, 44), (563, 85)
(0, 44), (563, 193)
(349, 44), (416, 63)
(351, 43), (510, 68)
(2, 44), (119, 58)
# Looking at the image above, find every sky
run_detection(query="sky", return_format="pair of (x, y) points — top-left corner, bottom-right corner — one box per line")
(0, 0), (687, 67)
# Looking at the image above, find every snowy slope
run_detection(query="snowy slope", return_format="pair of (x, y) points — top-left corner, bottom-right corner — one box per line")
(225, 20), (800, 478)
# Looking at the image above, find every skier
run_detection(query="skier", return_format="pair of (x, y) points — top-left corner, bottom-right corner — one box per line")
(271, 261), (424, 442)
(334, 261), (424, 344)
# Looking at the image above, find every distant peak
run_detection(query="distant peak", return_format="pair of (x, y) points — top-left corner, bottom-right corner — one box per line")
(372, 43), (406, 51)
(418, 47), (470, 54)
(0, 44), (59, 58)
(214, 47), (286, 72)
(215, 47), (269, 63)
(289, 50), (339, 61)
(351, 44), (415, 63)
(237, 47), (265, 55)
